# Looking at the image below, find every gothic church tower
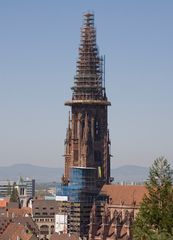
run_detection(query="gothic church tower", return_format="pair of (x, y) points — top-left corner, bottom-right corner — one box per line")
(63, 12), (111, 187)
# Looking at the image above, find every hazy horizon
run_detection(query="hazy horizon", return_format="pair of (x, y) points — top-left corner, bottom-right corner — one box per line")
(0, 1), (173, 168)
(0, 162), (149, 169)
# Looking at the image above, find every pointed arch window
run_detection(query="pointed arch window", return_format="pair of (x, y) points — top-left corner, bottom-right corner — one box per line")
(94, 119), (100, 140)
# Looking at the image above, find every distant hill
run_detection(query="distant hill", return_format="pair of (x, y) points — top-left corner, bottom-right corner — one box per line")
(0, 164), (148, 183)
(0, 164), (63, 182)
(111, 165), (148, 183)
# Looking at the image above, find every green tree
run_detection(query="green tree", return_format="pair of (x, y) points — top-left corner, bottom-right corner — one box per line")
(10, 182), (19, 202)
(133, 157), (173, 240)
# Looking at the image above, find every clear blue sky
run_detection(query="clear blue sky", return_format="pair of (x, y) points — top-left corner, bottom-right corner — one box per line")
(0, 1), (173, 168)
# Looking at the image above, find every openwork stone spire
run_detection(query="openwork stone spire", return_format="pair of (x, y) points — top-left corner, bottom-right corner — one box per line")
(72, 12), (106, 101)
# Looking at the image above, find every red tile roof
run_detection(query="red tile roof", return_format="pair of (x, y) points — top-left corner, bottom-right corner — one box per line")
(101, 184), (147, 205)
(13, 216), (39, 234)
(8, 207), (32, 217)
(50, 233), (80, 240)
(0, 222), (34, 240)
(0, 199), (8, 208)
(0, 217), (11, 235)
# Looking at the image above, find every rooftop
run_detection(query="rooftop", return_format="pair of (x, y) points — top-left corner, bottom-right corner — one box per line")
(101, 184), (147, 205)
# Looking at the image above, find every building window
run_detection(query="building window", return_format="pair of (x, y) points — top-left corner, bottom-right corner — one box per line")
(20, 187), (24, 196)
(51, 225), (54, 234)
(95, 119), (100, 140)
(40, 225), (49, 235)
(35, 212), (40, 216)
(74, 150), (78, 162)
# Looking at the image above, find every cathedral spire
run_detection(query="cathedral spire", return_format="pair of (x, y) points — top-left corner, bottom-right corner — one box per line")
(60, 12), (112, 237)
(72, 12), (106, 101)
(64, 12), (111, 185)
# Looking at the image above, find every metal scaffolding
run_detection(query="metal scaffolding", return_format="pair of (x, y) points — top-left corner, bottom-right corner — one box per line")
(72, 13), (106, 101)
